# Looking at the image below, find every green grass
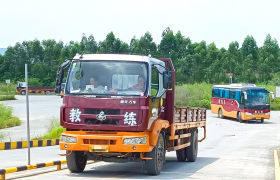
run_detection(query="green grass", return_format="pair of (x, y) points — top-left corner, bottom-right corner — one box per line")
(33, 118), (65, 139)
(0, 83), (16, 95)
(175, 83), (212, 109)
(0, 95), (16, 101)
(0, 104), (21, 129)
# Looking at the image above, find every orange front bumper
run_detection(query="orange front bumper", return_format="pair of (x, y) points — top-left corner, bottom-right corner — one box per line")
(242, 112), (270, 120)
(59, 131), (153, 153)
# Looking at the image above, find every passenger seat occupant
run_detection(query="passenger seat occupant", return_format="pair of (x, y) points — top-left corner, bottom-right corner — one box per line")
(130, 76), (145, 92)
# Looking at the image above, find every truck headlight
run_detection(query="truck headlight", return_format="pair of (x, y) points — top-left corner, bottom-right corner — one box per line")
(123, 137), (147, 145)
(60, 135), (77, 143)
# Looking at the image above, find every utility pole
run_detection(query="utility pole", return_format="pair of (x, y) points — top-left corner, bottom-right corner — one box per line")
(25, 64), (31, 165)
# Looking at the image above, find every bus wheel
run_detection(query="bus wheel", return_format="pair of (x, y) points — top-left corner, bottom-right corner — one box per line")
(66, 151), (87, 173)
(145, 133), (165, 175)
(46, 91), (51, 95)
(176, 148), (186, 162)
(260, 118), (264, 123)
(218, 109), (223, 118)
(237, 112), (244, 123)
(186, 128), (198, 162)
(21, 91), (26, 95)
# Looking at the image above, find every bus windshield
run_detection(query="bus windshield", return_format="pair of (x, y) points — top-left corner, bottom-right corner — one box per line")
(246, 89), (269, 106)
(65, 61), (148, 96)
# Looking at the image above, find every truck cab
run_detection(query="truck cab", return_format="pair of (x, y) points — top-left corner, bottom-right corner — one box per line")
(56, 54), (206, 175)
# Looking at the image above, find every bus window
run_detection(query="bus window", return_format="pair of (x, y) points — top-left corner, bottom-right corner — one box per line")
(230, 90), (235, 99)
(235, 91), (241, 102)
(212, 88), (219, 97)
(225, 89), (229, 98)
(219, 89), (224, 98)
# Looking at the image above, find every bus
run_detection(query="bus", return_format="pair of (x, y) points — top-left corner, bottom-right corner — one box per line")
(211, 84), (271, 123)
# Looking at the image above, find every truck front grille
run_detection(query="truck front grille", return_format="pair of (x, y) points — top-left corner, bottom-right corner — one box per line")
(85, 118), (119, 125)
(84, 109), (120, 115)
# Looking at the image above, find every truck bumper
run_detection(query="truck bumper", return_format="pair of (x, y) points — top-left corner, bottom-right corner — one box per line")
(59, 131), (153, 153)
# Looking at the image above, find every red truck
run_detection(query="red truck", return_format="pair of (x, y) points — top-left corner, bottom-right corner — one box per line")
(55, 54), (206, 175)
(16, 82), (55, 95)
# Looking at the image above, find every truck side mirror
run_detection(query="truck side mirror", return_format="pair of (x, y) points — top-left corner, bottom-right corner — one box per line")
(55, 60), (70, 94)
(163, 71), (172, 89)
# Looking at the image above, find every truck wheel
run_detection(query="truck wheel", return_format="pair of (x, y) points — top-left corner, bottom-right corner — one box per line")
(237, 112), (244, 123)
(145, 133), (165, 175)
(186, 129), (198, 162)
(218, 109), (223, 119)
(66, 151), (87, 173)
(21, 91), (26, 95)
(176, 148), (186, 162)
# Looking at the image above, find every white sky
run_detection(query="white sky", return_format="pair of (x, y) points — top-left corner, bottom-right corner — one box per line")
(0, 0), (280, 49)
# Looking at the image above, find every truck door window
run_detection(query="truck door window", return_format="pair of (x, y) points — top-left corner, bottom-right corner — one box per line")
(151, 67), (159, 97)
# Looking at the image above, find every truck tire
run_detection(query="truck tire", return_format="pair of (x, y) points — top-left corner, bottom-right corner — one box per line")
(218, 108), (223, 119)
(237, 112), (244, 123)
(145, 133), (165, 175)
(176, 148), (186, 162)
(21, 91), (26, 95)
(66, 151), (87, 173)
(186, 129), (198, 162)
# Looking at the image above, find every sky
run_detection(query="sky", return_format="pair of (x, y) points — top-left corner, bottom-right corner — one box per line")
(0, 0), (280, 49)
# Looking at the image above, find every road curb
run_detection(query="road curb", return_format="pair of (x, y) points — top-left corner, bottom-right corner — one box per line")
(274, 150), (280, 180)
(0, 159), (66, 180)
(0, 139), (59, 150)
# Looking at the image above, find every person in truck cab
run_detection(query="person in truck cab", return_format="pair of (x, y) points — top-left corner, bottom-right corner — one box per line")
(89, 77), (104, 90)
(129, 75), (145, 92)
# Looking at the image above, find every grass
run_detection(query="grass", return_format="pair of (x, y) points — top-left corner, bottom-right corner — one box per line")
(33, 118), (65, 140)
(0, 83), (16, 101)
(175, 83), (212, 109)
(0, 95), (16, 101)
(0, 83), (16, 95)
(0, 104), (21, 129)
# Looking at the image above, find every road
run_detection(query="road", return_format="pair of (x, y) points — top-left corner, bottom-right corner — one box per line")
(0, 95), (62, 141)
(0, 106), (279, 179)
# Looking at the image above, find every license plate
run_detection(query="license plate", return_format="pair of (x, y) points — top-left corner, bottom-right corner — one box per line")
(89, 145), (109, 152)
(256, 117), (261, 120)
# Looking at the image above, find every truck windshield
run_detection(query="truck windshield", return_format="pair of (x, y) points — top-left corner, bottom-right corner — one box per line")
(65, 61), (148, 96)
(246, 89), (269, 106)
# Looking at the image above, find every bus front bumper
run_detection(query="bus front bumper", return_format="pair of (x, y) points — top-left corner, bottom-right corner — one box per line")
(243, 113), (270, 120)
(59, 131), (153, 153)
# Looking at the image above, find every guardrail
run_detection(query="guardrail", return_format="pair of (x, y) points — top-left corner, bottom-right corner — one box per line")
(0, 160), (66, 180)
(0, 139), (59, 150)
(275, 150), (280, 180)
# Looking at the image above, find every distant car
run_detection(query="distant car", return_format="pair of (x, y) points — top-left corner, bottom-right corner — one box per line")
(60, 83), (66, 97)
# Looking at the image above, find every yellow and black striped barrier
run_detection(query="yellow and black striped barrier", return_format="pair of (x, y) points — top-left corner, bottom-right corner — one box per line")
(0, 159), (66, 180)
(0, 139), (59, 150)
(275, 150), (280, 180)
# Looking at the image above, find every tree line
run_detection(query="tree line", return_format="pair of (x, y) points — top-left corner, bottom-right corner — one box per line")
(0, 28), (279, 86)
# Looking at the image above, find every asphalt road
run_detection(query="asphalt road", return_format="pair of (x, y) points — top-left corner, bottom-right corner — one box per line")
(0, 106), (279, 179)
(0, 95), (62, 141)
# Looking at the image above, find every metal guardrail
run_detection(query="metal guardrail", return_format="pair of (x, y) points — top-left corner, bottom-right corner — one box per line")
(0, 139), (59, 150)
(0, 159), (66, 180)
(275, 150), (280, 180)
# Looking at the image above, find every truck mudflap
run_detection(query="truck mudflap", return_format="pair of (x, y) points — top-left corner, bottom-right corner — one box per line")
(60, 131), (154, 153)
